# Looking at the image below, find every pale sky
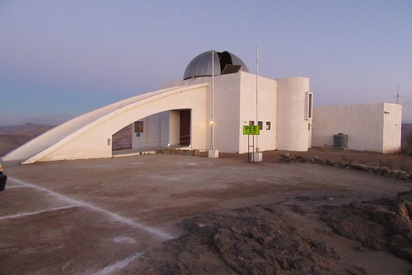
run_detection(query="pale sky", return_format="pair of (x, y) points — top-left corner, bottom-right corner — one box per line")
(1, 0), (411, 126)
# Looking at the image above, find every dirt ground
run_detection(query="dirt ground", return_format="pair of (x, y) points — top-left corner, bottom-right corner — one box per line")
(1, 152), (412, 274)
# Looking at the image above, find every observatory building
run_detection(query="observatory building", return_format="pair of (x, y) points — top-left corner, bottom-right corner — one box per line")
(2, 50), (402, 164)
(134, 50), (313, 155)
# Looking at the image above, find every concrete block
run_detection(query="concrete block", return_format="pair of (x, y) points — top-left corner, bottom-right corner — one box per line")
(208, 149), (219, 158)
(250, 152), (262, 162)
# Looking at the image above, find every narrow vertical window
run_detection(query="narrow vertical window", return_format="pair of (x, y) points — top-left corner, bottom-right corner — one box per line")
(266, 122), (271, 130)
(258, 121), (263, 130)
(306, 92), (313, 119)
(308, 93), (313, 118)
(249, 121), (254, 126)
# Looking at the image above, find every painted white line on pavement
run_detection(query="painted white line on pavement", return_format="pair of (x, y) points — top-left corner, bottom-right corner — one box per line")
(3, 185), (26, 189)
(94, 252), (143, 275)
(8, 177), (175, 240)
(0, 205), (78, 220)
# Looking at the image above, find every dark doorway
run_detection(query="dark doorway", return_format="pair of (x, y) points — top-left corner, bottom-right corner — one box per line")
(180, 110), (191, 146)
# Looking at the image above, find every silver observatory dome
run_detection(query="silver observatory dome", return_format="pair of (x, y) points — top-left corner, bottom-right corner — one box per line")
(183, 50), (249, 80)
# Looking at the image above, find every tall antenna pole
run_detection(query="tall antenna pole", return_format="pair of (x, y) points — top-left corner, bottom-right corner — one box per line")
(396, 85), (399, 104)
(211, 50), (215, 150)
(256, 46), (259, 152)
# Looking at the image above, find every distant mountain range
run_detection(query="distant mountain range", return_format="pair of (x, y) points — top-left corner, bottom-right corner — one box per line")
(0, 123), (56, 157)
(0, 113), (74, 128)
(0, 123), (56, 134)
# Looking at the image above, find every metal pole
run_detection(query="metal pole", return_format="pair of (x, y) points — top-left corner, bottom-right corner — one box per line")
(255, 46), (259, 153)
(211, 50), (215, 150)
(248, 134), (250, 163)
(252, 133), (255, 162)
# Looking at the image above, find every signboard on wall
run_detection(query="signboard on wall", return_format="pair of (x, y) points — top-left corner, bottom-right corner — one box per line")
(134, 121), (144, 133)
(243, 125), (260, 135)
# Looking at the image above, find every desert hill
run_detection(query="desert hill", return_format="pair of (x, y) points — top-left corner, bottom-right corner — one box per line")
(0, 123), (55, 157)
(402, 123), (412, 148)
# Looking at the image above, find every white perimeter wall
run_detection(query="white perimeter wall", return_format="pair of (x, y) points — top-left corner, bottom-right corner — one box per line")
(312, 103), (402, 153)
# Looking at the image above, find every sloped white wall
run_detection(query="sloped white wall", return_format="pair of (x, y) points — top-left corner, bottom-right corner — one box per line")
(4, 84), (208, 164)
(312, 103), (402, 153)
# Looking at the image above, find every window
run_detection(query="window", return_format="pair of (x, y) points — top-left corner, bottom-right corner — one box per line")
(258, 121), (263, 130)
(305, 92), (313, 119)
(249, 121), (254, 126)
(266, 122), (271, 130)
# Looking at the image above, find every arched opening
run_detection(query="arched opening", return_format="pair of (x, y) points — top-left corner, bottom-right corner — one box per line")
(112, 109), (192, 155)
(112, 124), (132, 152)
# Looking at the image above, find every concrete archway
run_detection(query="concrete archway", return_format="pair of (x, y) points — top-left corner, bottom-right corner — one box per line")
(2, 83), (209, 164)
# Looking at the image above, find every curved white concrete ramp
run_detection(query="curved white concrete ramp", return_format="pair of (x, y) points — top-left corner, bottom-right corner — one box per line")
(2, 83), (209, 164)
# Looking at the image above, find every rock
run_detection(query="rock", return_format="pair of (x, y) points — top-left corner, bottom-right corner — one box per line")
(319, 191), (412, 262)
(349, 163), (369, 171)
(345, 265), (367, 275)
(295, 155), (306, 162)
(279, 153), (295, 163)
(397, 201), (410, 220)
(288, 204), (308, 215)
(398, 171), (409, 180)
(130, 204), (352, 274)
(378, 166), (391, 177)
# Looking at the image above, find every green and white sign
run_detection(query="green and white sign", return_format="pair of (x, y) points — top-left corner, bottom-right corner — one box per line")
(243, 125), (260, 135)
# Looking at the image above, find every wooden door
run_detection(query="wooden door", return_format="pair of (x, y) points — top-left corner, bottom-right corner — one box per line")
(179, 110), (191, 146)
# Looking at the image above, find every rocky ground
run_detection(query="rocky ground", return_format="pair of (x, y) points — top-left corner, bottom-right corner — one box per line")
(128, 189), (412, 274)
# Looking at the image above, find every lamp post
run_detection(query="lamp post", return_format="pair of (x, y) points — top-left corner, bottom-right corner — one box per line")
(256, 46), (259, 153)
(253, 46), (262, 162)
(212, 50), (215, 150)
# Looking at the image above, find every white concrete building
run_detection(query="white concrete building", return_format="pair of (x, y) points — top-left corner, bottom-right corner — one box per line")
(312, 103), (402, 153)
(137, 72), (312, 154)
(1, 50), (402, 164)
